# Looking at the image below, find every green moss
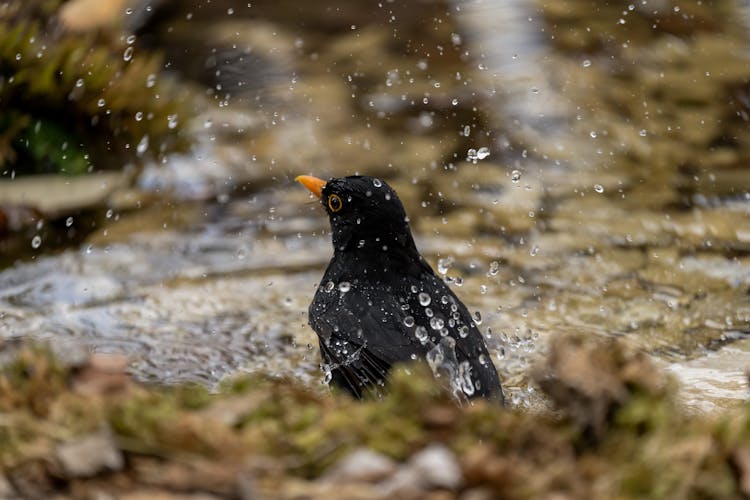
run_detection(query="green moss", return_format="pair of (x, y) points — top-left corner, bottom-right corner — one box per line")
(0, 1), (194, 176)
(15, 118), (89, 175)
(0, 346), (69, 416)
(0, 339), (749, 497)
(172, 383), (213, 410)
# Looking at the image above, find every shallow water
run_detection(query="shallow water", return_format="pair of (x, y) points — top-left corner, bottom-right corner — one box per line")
(1, 0), (749, 410)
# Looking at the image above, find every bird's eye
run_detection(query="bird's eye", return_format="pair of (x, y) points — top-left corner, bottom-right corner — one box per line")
(328, 194), (343, 212)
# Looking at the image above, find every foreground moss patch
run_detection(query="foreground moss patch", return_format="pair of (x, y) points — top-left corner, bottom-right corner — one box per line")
(0, 335), (748, 498)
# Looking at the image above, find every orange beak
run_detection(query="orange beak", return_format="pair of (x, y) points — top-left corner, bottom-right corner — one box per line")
(295, 175), (326, 199)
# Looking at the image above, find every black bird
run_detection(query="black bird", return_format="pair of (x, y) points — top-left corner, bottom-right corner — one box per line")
(296, 175), (504, 403)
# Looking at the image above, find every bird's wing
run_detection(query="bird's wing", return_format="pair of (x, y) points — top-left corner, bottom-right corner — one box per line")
(311, 267), (502, 401)
(399, 266), (503, 401)
(310, 283), (426, 397)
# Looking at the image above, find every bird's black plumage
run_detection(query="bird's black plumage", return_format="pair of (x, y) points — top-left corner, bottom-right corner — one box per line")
(298, 175), (504, 403)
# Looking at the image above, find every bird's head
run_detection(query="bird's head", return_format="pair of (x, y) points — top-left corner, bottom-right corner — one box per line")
(296, 174), (417, 256)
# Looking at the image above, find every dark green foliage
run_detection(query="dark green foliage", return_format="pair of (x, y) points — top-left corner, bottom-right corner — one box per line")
(12, 117), (88, 175)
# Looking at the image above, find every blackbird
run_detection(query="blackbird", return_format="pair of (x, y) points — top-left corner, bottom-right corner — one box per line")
(296, 175), (504, 403)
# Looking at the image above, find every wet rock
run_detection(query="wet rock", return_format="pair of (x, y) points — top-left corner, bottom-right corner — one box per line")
(378, 466), (423, 498)
(380, 444), (462, 496)
(0, 173), (125, 217)
(322, 448), (397, 484)
(410, 444), (463, 490)
(56, 429), (124, 478)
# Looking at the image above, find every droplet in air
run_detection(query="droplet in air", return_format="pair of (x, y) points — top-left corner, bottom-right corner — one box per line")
(530, 245), (539, 256)
(437, 256), (454, 275)
(419, 292), (431, 306)
(338, 281), (351, 293)
(373, 178), (382, 187)
(582, 59), (591, 67)
(459, 361), (474, 396)
(325, 281), (335, 292)
(511, 170), (521, 183)
(473, 311), (483, 325)
(403, 316), (415, 327)
(476, 147), (490, 160)
(135, 111), (143, 121)
(594, 184), (604, 193)
(167, 114), (178, 129)
(97, 98), (106, 107)
(488, 260), (500, 276)
(123, 46), (134, 61)
(136, 135), (149, 155)
(65, 217), (74, 227)
(31, 235), (42, 249)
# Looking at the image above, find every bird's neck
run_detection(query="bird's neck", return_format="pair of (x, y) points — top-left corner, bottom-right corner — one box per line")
(328, 232), (422, 280)
(331, 221), (417, 254)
